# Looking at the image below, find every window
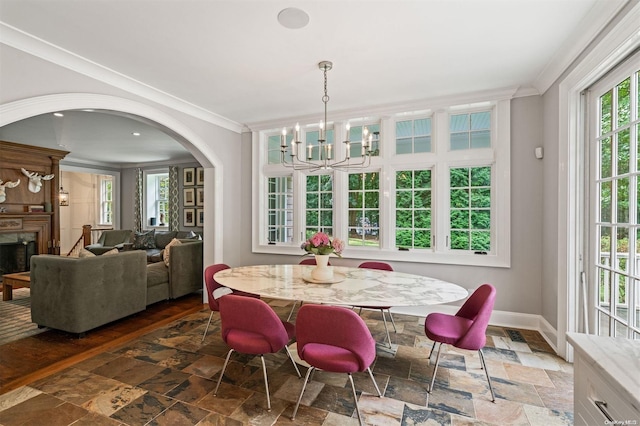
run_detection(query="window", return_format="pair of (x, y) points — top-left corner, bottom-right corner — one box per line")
(306, 174), (333, 238)
(99, 176), (113, 225)
(449, 166), (491, 251)
(145, 171), (169, 228)
(589, 60), (639, 339)
(348, 172), (380, 247)
(396, 118), (432, 154)
(267, 176), (293, 243)
(253, 95), (510, 267)
(450, 111), (491, 150)
(395, 169), (432, 249)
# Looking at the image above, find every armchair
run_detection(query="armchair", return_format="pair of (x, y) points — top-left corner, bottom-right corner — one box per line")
(85, 229), (133, 255)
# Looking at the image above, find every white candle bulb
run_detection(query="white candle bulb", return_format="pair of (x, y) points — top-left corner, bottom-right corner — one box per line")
(327, 144), (332, 160)
(295, 123), (300, 141)
(308, 144), (313, 159)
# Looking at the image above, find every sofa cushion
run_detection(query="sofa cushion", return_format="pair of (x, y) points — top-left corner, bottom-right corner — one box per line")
(133, 230), (156, 249)
(154, 231), (177, 249)
(163, 238), (182, 266)
(102, 230), (133, 247)
(102, 248), (119, 256)
(146, 262), (169, 288)
(176, 230), (200, 240)
(78, 248), (96, 258)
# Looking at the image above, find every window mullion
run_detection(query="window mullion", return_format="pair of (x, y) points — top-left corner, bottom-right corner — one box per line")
(434, 110), (450, 252)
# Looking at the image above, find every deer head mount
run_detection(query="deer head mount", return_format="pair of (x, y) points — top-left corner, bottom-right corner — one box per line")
(21, 168), (54, 193)
(0, 179), (20, 203)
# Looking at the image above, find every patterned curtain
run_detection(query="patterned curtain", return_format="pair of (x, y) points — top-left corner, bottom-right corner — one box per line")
(168, 166), (180, 231)
(133, 168), (143, 232)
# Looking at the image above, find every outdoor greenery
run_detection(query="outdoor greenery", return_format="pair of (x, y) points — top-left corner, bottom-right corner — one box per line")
(597, 74), (639, 308)
(395, 169), (432, 248)
(306, 174), (333, 238)
(449, 166), (491, 251)
(348, 172), (380, 246)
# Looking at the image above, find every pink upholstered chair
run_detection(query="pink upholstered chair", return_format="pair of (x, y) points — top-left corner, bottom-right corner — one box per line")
(291, 304), (382, 425)
(424, 283), (496, 403)
(287, 257), (333, 321)
(201, 263), (259, 342)
(355, 261), (397, 348)
(214, 293), (301, 411)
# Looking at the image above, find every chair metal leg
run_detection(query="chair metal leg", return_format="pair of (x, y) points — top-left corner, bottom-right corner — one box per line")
(284, 345), (302, 377)
(478, 349), (496, 402)
(380, 310), (393, 348)
(386, 309), (397, 332)
(201, 311), (214, 342)
(428, 343), (443, 394)
(214, 348), (234, 396)
(428, 341), (436, 360)
(291, 366), (314, 420)
(287, 301), (299, 322)
(367, 367), (382, 397)
(348, 373), (364, 426)
(260, 355), (271, 411)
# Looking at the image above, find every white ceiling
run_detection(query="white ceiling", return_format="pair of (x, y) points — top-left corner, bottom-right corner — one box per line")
(0, 0), (626, 166)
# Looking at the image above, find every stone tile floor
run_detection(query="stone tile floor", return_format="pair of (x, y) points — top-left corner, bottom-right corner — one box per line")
(0, 301), (573, 425)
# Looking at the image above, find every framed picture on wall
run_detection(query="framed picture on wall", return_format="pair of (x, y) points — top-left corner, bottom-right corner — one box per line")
(184, 188), (195, 206)
(196, 208), (204, 227)
(196, 187), (204, 206)
(184, 208), (195, 227)
(196, 167), (204, 185)
(183, 167), (195, 186)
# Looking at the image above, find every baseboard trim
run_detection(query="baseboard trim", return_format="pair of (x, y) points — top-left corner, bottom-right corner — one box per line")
(389, 305), (559, 356)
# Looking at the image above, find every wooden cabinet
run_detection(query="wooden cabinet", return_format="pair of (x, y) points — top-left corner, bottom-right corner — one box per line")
(567, 333), (640, 426)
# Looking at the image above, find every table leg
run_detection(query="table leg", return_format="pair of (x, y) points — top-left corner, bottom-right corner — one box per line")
(2, 283), (13, 301)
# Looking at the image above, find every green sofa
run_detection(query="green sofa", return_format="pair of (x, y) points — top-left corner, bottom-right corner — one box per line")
(30, 250), (148, 335)
(30, 240), (203, 335)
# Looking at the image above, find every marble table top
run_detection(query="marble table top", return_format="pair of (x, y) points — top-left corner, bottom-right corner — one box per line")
(214, 264), (469, 307)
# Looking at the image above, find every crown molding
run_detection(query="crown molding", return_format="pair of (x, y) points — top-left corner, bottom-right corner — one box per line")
(0, 22), (243, 134)
(245, 86), (519, 132)
(533, 0), (630, 94)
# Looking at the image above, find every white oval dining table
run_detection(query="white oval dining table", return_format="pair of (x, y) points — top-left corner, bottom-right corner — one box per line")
(213, 264), (468, 307)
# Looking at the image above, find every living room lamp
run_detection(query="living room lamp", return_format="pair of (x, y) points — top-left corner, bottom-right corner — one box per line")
(59, 186), (69, 206)
(280, 61), (377, 172)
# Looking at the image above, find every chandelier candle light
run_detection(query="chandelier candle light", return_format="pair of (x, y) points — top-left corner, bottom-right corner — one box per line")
(281, 61), (376, 171)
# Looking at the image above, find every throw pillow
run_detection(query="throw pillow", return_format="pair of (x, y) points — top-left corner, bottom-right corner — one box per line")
(163, 238), (182, 266)
(102, 248), (119, 256)
(78, 248), (96, 258)
(133, 229), (156, 249)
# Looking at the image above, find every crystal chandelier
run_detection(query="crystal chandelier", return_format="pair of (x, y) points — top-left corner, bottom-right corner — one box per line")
(280, 61), (377, 171)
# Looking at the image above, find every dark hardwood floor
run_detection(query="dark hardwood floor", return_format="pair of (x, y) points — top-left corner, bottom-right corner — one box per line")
(0, 293), (204, 395)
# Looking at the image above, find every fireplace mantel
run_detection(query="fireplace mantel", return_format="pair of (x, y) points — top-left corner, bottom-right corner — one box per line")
(0, 141), (69, 255)
(0, 213), (54, 255)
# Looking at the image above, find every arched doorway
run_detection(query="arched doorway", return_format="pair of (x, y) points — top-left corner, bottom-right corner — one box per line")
(0, 93), (224, 298)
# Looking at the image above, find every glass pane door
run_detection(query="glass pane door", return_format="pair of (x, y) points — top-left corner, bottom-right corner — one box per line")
(588, 53), (639, 339)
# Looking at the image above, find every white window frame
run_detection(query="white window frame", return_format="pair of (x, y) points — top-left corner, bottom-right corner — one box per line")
(144, 169), (169, 230)
(98, 175), (113, 226)
(252, 96), (511, 267)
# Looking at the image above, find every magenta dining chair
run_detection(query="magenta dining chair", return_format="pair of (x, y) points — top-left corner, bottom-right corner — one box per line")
(424, 283), (497, 403)
(201, 263), (259, 342)
(214, 293), (301, 411)
(355, 261), (397, 348)
(291, 304), (382, 425)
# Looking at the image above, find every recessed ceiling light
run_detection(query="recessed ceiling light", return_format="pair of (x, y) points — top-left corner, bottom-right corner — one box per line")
(53, 112), (64, 117)
(132, 132), (141, 136)
(277, 8), (309, 29)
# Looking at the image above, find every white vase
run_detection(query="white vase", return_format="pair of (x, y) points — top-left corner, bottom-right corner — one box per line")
(311, 254), (333, 282)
